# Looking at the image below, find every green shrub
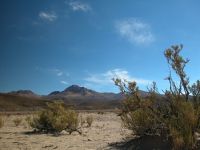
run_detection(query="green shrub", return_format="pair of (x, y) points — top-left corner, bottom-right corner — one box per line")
(166, 99), (197, 149)
(121, 108), (159, 135)
(30, 101), (79, 134)
(114, 45), (200, 149)
(86, 115), (93, 127)
(13, 118), (22, 126)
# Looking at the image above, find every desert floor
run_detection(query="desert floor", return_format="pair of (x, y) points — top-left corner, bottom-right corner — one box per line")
(0, 112), (133, 150)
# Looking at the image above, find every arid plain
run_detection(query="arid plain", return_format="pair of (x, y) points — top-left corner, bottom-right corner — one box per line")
(0, 112), (132, 150)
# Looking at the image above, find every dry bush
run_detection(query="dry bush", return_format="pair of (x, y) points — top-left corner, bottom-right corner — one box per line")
(25, 116), (31, 125)
(25, 116), (34, 128)
(86, 115), (93, 127)
(64, 109), (79, 134)
(115, 45), (200, 149)
(167, 99), (198, 149)
(121, 107), (160, 136)
(13, 118), (22, 126)
(30, 101), (80, 134)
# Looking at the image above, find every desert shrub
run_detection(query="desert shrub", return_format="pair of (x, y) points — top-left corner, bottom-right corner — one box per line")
(114, 45), (200, 149)
(0, 115), (4, 128)
(86, 115), (93, 127)
(13, 118), (22, 126)
(25, 116), (31, 125)
(167, 99), (198, 149)
(30, 101), (79, 134)
(25, 115), (34, 128)
(64, 109), (79, 133)
(121, 107), (161, 136)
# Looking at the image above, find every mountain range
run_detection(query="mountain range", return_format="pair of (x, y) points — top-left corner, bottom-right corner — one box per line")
(0, 85), (148, 111)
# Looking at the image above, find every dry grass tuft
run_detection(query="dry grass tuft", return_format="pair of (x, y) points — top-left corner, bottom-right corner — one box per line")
(86, 116), (93, 127)
(13, 118), (22, 126)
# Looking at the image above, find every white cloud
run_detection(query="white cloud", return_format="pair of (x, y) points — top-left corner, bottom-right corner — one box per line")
(61, 81), (68, 85)
(69, 1), (91, 12)
(57, 72), (63, 76)
(115, 18), (155, 45)
(85, 69), (151, 85)
(39, 11), (57, 22)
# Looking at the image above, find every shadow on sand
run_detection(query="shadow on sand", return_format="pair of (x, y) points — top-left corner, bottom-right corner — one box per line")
(22, 130), (44, 135)
(109, 135), (172, 150)
(22, 130), (69, 137)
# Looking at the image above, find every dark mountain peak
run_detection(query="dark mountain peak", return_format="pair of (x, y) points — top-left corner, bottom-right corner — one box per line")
(9, 90), (39, 97)
(48, 91), (60, 96)
(10, 90), (34, 95)
(65, 85), (81, 91)
(63, 85), (95, 95)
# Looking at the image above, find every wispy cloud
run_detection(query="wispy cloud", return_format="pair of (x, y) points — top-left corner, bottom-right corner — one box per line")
(48, 69), (70, 77)
(85, 69), (151, 85)
(115, 18), (155, 45)
(39, 11), (57, 22)
(60, 80), (68, 85)
(36, 67), (69, 77)
(68, 1), (91, 12)
(57, 71), (63, 77)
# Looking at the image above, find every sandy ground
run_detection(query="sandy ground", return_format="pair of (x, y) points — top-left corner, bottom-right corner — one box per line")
(0, 112), (132, 150)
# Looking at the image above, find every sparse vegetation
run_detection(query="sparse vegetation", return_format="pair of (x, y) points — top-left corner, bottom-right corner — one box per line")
(25, 116), (32, 128)
(29, 101), (80, 134)
(114, 45), (200, 149)
(13, 118), (22, 126)
(25, 116), (31, 124)
(86, 115), (93, 127)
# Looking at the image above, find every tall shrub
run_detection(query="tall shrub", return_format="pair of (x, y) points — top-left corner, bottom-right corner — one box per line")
(114, 45), (200, 149)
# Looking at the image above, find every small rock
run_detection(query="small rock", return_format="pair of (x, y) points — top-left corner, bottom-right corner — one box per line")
(60, 130), (68, 135)
(88, 138), (92, 141)
(71, 131), (80, 136)
(53, 146), (58, 149)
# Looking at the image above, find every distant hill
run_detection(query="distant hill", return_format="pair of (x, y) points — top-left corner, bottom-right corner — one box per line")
(0, 93), (49, 111)
(0, 85), (150, 111)
(8, 90), (41, 98)
(46, 85), (123, 101)
(44, 85), (124, 110)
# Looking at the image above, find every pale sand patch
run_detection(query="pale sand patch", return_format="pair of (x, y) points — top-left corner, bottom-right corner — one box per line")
(0, 112), (132, 150)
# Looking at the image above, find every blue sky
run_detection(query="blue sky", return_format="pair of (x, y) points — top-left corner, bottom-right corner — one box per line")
(1, 0), (200, 95)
